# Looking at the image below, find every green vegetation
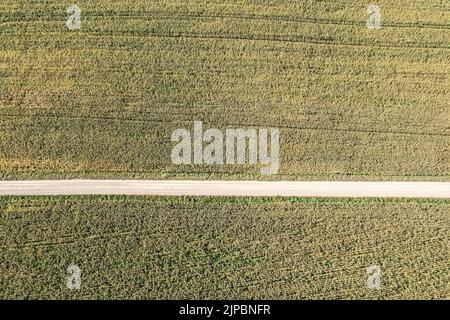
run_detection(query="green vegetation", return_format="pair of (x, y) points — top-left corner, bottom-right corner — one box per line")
(1, 196), (448, 299)
(0, 0), (449, 180)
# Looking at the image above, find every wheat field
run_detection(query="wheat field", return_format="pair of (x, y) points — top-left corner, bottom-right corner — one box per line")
(0, 0), (449, 180)
(1, 196), (448, 299)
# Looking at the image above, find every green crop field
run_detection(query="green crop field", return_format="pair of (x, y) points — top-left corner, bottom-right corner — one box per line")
(0, 196), (448, 299)
(0, 0), (449, 180)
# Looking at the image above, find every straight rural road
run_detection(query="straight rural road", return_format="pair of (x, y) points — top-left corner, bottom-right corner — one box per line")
(0, 180), (449, 198)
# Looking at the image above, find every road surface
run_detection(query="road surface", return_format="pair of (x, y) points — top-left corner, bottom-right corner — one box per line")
(0, 180), (449, 198)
